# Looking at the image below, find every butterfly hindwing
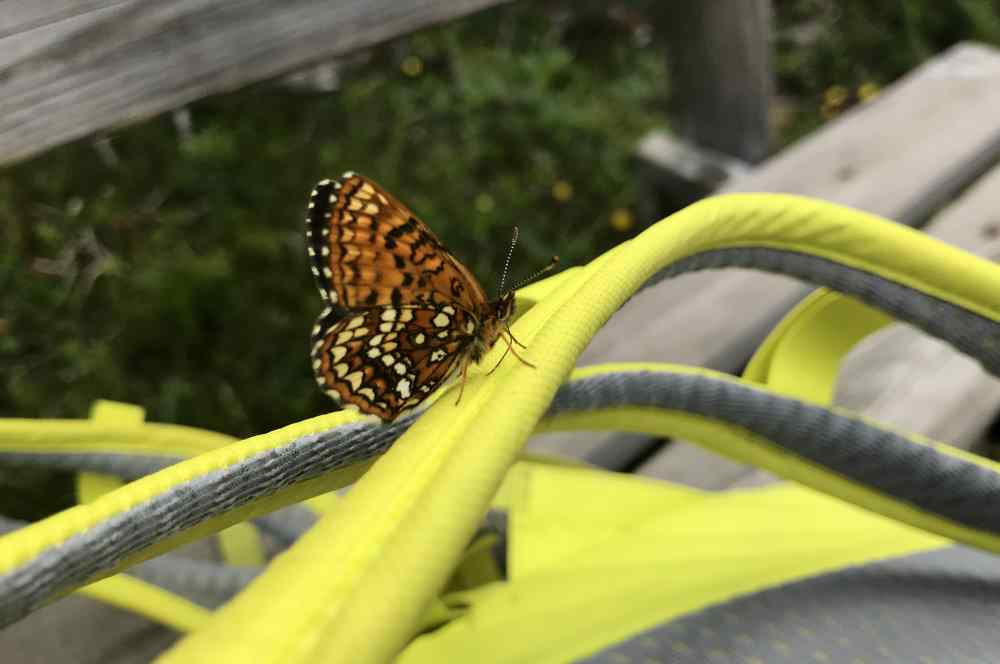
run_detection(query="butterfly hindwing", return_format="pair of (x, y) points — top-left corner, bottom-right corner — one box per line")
(311, 303), (478, 420)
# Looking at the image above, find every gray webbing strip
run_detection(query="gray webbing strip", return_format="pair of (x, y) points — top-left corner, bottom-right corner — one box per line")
(582, 545), (1000, 663)
(0, 417), (412, 625)
(0, 454), (315, 546)
(0, 516), (258, 608)
(656, 247), (1000, 376)
(548, 372), (1000, 533)
(2, 371), (1000, 627)
(0, 453), (181, 480)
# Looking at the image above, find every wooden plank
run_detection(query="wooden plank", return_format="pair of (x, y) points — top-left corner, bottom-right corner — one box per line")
(641, 156), (1000, 489)
(656, 0), (772, 162)
(528, 42), (1000, 462)
(0, 0), (512, 166)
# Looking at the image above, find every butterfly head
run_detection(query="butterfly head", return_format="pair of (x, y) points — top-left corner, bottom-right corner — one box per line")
(494, 291), (516, 327)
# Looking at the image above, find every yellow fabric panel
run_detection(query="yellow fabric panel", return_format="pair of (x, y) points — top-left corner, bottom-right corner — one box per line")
(81, 574), (210, 633)
(742, 289), (894, 403)
(538, 363), (1000, 555)
(401, 470), (945, 664)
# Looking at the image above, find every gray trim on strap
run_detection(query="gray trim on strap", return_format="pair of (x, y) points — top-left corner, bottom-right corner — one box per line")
(581, 545), (1000, 663)
(656, 247), (1000, 376)
(0, 516), (258, 608)
(0, 454), (316, 546)
(0, 417), (412, 625)
(548, 372), (1000, 533)
(0, 453), (181, 480)
(3, 370), (1000, 627)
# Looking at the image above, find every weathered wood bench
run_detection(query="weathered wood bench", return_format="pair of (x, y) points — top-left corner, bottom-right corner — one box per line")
(529, 41), (1000, 488)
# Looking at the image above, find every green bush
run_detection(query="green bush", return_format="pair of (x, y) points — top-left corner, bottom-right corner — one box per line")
(0, 4), (665, 448)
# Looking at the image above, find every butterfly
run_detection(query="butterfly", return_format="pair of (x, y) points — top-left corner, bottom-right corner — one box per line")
(305, 172), (554, 421)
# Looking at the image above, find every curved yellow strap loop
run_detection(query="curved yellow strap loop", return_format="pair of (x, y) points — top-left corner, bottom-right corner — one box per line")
(156, 194), (1000, 664)
(743, 289), (894, 403)
(81, 575), (210, 633)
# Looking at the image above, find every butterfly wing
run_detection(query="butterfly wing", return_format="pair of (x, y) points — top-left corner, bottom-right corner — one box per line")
(311, 303), (477, 420)
(305, 172), (488, 314)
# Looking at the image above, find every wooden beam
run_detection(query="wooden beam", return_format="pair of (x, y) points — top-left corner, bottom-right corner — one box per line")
(529, 42), (1000, 463)
(0, 0), (512, 166)
(657, 0), (772, 162)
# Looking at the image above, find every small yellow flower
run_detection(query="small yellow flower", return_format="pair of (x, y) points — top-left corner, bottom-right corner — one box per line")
(610, 207), (634, 232)
(823, 84), (849, 107)
(857, 81), (880, 103)
(821, 84), (849, 119)
(551, 179), (573, 203)
(474, 193), (495, 214)
(401, 55), (424, 78)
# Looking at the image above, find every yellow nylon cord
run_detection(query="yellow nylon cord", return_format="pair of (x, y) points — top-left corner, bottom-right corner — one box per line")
(80, 575), (210, 633)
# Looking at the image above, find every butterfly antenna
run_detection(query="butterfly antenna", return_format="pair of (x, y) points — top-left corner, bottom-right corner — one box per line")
(497, 226), (519, 297)
(510, 255), (560, 292)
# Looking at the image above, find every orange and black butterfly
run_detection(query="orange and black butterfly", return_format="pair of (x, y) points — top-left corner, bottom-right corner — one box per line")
(305, 172), (554, 421)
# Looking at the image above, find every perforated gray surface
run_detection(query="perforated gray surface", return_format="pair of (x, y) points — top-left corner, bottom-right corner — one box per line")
(581, 546), (1000, 663)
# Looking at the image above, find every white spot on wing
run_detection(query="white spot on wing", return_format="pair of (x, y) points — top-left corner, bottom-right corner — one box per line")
(433, 313), (450, 328)
(397, 378), (412, 399)
(345, 371), (364, 390)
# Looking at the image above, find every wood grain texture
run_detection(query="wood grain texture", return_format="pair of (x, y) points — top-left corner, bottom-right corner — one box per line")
(529, 42), (1000, 464)
(658, 0), (772, 162)
(642, 156), (1000, 489)
(0, 0), (511, 166)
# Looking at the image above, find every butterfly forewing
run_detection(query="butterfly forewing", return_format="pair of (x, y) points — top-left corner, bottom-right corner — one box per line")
(306, 174), (487, 312)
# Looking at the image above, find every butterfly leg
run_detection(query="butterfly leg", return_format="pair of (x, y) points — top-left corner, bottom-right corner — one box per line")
(455, 358), (471, 405)
(507, 328), (529, 349)
(487, 335), (513, 375)
(504, 331), (536, 369)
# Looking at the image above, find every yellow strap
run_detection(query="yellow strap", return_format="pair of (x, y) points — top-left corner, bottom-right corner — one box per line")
(81, 574), (210, 633)
(743, 289), (894, 403)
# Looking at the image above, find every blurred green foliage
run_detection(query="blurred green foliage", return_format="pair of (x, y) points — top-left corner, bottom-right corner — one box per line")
(774, 0), (1000, 137)
(2, 0), (999, 518)
(0, 3), (665, 449)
